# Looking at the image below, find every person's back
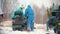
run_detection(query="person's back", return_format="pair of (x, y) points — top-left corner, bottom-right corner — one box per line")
(25, 5), (34, 21)
(25, 5), (34, 31)
(11, 7), (25, 19)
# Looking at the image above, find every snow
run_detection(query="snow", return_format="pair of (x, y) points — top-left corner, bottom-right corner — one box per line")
(0, 21), (56, 34)
(0, 28), (45, 34)
(0, 24), (56, 34)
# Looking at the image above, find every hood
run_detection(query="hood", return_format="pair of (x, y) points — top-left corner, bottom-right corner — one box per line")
(27, 5), (31, 8)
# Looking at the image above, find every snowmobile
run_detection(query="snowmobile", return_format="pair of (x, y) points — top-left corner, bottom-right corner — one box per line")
(11, 9), (27, 31)
(55, 11), (60, 34)
(46, 5), (60, 34)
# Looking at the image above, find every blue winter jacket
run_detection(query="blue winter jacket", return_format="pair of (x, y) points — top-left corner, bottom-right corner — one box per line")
(25, 5), (34, 21)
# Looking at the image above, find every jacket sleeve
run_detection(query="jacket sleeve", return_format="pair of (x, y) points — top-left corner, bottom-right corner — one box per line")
(11, 11), (15, 18)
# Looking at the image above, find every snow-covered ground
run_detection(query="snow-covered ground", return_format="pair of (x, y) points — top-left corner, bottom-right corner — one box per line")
(0, 27), (45, 34)
(0, 25), (56, 34)
(0, 21), (56, 34)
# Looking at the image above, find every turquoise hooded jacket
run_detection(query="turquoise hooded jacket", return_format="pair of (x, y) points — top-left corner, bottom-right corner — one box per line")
(11, 7), (25, 18)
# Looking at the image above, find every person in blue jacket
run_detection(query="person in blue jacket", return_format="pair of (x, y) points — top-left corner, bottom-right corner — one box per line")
(25, 5), (34, 31)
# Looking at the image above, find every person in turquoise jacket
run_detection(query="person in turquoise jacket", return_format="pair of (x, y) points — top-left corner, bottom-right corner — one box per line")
(25, 5), (34, 31)
(11, 7), (25, 30)
(11, 7), (25, 19)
